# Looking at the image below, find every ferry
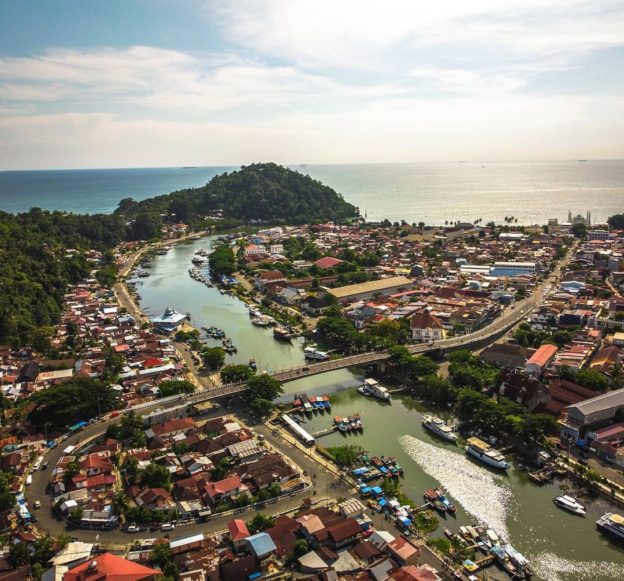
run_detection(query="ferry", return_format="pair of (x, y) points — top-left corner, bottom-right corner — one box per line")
(251, 315), (274, 327)
(421, 415), (458, 443)
(465, 437), (509, 470)
(554, 495), (586, 516)
(357, 378), (391, 400)
(191, 253), (208, 265)
(304, 347), (329, 361)
(596, 512), (624, 541)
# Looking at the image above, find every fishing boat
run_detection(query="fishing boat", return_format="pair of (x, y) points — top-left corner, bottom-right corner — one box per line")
(249, 358), (257, 371)
(273, 326), (292, 341)
(465, 437), (510, 470)
(504, 544), (534, 577)
(437, 492), (456, 513)
(596, 513), (624, 541)
(357, 378), (391, 400)
(251, 315), (273, 327)
(554, 495), (586, 516)
(422, 415), (458, 443)
(491, 545), (522, 578)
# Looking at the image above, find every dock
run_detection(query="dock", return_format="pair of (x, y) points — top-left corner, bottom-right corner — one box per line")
(311, 426), (339, 438)
(473, 555), (495, 569)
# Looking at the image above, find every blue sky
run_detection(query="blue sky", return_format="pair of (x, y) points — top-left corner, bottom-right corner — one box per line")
(1, 0), (623, 169)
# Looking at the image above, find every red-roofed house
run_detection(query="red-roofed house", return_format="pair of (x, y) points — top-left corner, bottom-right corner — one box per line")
(314, 257), (344, 270)
(63, 553), (159, 581)
(392, 564), (442, 581)
(388, 537), (420, 566)
(525, 344), (558, 377)
(203, 476), (249, 506)
(228, 518), (251, 552)
(410, 312), (446, 342)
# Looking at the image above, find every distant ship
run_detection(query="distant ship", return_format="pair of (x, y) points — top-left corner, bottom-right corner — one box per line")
(181, 166), (198, 169)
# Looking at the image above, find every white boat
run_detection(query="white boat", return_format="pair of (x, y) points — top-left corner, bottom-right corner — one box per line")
(503, 544), (533, 577)
(191, 252), (208, 264)
(486, 529), (500, 547)
(357, 378), (391, 400)
(465, 437), (509, 470)
(251, 315), (275, 327)
(304, 347), (329, 361)
(422, 414), (458, 443)
(554, 495), (586, 516)
(597, 513), (624, 541)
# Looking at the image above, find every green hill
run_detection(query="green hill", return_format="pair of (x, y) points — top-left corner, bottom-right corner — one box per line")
(115, 163), (359, 230)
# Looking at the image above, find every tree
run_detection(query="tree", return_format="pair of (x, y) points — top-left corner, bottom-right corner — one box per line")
(28, 377), (119, 431)
(608, 213), (624, 230)
(326, 444), (365, 467)
(571, 223), (587, 238)
(107, 410), (146, 449)
(246, 375), (284, 405)
(128, 211), (161, 241)
(9, 542), (29, 566)
(141, 463), (172, 490)
(220, 364), (255, 383)
(201, 347), (226, 370)
(151, 542), (173, 569)
(247, 512), (276, 534)
(294, 539), (309, 557)
(549, 330), (573, 348)
(158, 379), (195, 397)
(575, 369), (610, 392)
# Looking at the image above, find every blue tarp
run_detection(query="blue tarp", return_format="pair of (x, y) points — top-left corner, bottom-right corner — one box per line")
(371, 486), (383, 495)
(352, 467), (369, 475)
(359, 486), (372, 495)
(378, 498), (388, 507)
(69, 421), (87, 432)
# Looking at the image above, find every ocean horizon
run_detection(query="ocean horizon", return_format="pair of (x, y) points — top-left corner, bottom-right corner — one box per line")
(1, 160), (623, 225)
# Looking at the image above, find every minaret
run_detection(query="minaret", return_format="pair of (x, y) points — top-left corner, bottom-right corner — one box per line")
(568, 210), (572, 222)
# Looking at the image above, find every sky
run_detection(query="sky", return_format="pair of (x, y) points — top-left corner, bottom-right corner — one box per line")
(0, 0), (623, 169)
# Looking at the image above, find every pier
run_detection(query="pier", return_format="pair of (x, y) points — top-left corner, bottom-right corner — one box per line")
(311, 425), (339, 438)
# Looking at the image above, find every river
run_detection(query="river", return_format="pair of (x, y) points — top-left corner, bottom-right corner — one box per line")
(138, 235), (624, 581)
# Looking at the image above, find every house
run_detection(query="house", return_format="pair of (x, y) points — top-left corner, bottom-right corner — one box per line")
(324, 518), (361, 549)
(562, 389), (624, 439)
(145, 417), (195, 440)
(301, 296), (331, 316)
(134, 488), (175, 511)
(202, 475), (249, 506)
(246, 532), (277, 564)
(496, 369), (550, 412)
(525, 344), (558, 377)
(63, 554), (159, 581)
(328, 276), (414, 303)
(392, 564), (442, 581)
(410, 312), (446, 342)
(220, 555), (260, 581)
(315, 257), (344, 270)
(227, 519), (250, 553)
(481, 343), (528, 369)
(590, 345), (623, 377)
(387, 537), (420, 566)
(588, 423), (624, 467)
(546, 379), (597, 416)
(255, 270), (287, 290)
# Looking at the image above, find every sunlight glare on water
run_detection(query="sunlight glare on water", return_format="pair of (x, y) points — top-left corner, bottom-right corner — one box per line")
(400, 435), (512, 539)
(531, 551), (624, 581)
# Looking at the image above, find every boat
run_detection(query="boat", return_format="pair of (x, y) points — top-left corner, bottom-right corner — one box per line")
(251, 315), (273, 327)
(438, 492), (456, 513)
(554, 495), (586, 516)
(486, 529), (500, 547)
(465, 437), (510, 470)
(504, 544), (534, 577)
(596, 513), (624, 541)
(273, 326), (292, 341)
(357, 378), (391, 400)
(249, 359), (257, 371)
(491, 545), (522, 578)
(422, 415), (458, 443)
(304, 347), (329, 361)
(444, 528), (454, 539)
(191, 253), (208, 264)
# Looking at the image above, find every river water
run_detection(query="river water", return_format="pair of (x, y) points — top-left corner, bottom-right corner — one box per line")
(138, 235), (624, 581)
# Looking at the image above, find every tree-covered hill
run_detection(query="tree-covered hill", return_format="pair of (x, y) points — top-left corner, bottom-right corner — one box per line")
(115, 163), (359, 226)
(0, 209), (126, 346)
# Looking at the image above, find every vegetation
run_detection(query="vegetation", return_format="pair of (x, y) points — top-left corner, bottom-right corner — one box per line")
(116, 163), (359, 226)
(141, 463), (172, 490)
(209, 244), (237, 276)
(560, 366), (610, 391)
(106, 410), (146, 448)
(447, 350), (499, 391)
(607, 213), (624, 230)
(28, 377), (119, 430)
(247, 512), (276, 534)
(220, 364), (255, 383)
(325, 444), (365, 467)
(201, 346), (226, 370)
(245, 375), (284, 414)
(158, 379), (196, 397)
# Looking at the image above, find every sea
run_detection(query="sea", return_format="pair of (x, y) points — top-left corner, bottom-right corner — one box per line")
(1, 161), (623, 225)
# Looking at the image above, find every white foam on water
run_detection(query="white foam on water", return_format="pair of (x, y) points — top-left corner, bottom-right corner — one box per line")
(400, 434), (512, 539)
(531, 551), (624, 581)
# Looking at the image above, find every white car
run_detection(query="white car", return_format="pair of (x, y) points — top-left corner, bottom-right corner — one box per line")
(127, 524), (139, 533)
(161, 522), (175, 532)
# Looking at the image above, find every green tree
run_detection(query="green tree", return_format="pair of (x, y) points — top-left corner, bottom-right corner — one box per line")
(220, 364), (255, 383)
(245, 375), (284, 412)
(128, 211), (161, 241)
(201, 347), (226, 370)
(293, 539), (309, 557)
(141, 463), (172, 490)
(158, 379), (195, 397)
(247, 512), (276, 534)
(326, 444), (365, 467)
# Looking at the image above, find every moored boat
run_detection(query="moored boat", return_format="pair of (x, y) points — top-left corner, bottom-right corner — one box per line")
(596, 512), (624, 541)
(554, 495), (586, 516)
(304, 346), (329, 360)
(357, 378), (391, 400)
(422, 414), (458, 443)
(273, 326), (292, 341)
(465, 437), (509, 470)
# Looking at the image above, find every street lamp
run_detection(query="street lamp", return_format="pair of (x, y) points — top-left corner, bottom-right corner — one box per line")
(43, 422), (51, 445)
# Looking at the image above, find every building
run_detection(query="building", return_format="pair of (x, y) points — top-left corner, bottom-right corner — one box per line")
(496, 369), (549, 412)
(491, 262), (537, 277)
(63, 554), (159, 581)
(525, 344), (558, 376)
(328, 276), (414, 303)
(149, 307), (187, 333)
(246, 532), (277, 564)
(410, 312), (446, 342)
(227, 519), (250, 553)
(564, 389), (624, 434)
(481, 343), (528, 369)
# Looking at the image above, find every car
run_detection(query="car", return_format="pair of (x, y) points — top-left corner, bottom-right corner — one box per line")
(126, 524), (139, 533)
(33, 501), (41, 509)
(257, 434), (265, 441)
(161, 522), (175, 532)
(41, 462), (49, 471)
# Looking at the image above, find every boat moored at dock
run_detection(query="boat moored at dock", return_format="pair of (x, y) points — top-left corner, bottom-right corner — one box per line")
(465, 437), (510, 470)
(421, 414), (458, 443)
(554, 495), (586, 516)
(357, 378), (391, 400)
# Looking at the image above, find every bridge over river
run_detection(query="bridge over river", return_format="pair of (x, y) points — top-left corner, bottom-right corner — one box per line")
(185, 289), (542, 404)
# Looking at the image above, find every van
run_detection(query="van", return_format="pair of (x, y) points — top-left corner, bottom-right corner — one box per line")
(160, 522), (175, 532)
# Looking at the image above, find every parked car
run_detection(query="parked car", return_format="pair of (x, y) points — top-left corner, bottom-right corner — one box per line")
(126, 524), (139, 533)
(33, 501), (41, 509)
(161, 522), (175, 532)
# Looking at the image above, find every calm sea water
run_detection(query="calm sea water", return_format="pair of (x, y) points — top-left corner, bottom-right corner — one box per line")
(1, 161), (623, 224)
